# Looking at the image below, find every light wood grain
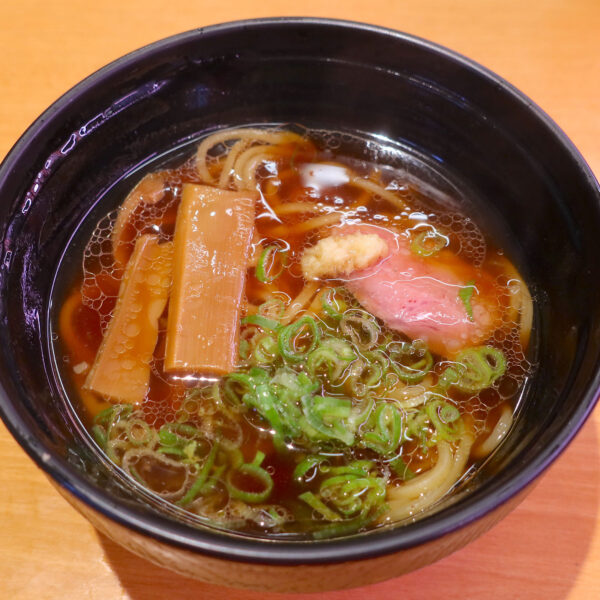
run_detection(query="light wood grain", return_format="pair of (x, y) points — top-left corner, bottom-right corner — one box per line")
(1, 1), (600, 598)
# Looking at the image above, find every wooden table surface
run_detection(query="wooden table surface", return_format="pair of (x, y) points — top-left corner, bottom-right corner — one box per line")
(1, 1), (599, 598)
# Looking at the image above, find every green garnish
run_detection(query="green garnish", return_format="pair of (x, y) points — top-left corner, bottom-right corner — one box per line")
(278, 315), (321, 362)
(258, 298), (286, 319)
(299, 491), (341, 521)
(339, 311), (380, 350)
(361, 403), (403, 455)
(321, 287), (348, 320)
(91, 424), (107, 448)
(256, 244), (288, 283)
(226, 451), (274, 504)
(448, 346), (507, 394)
(388, 456), (415, 480)
(387, 340), (433, 383)
(306, 338), (356, 383)
(241, 314), (281, 331)
(458, 280), (476, 321)
(177, 442), (219, 507)
(293, 455), (327, 481)
(425, 400), (463, 441)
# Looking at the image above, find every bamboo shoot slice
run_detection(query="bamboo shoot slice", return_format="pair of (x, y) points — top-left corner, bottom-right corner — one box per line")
(84, 234), (172, 404)
(165, 184), (256, 374)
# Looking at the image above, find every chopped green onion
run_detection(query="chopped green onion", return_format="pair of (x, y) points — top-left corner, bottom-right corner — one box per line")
(238, 338), (250, 360)
(312, 505), (388, 539)
(92, 425), (107, 448)
(388, 456), (415, 480)
(340, 311), (380, 350)
(307, 337), (356, 382)
(252, 451), (266, 467)
(271, 367), (320, 398)
(313, 395), (352, 420)
(256, 244), (288, 283)
(105, 439), (124, 464)
(248, 383), (285, 436)
(321, 287), (348, 320)
(171, 423), (202, 437)
(227, 447), (245, 469)
(388, 340), (433, 383)
(94, 406), (115, 427)
(224, 368), (269, 406)
(320, 460), (375, 477)
(320, 473), (387, 517)
(241, 314), (281, 331)
(451, 345), (506, 393)
(301, 395), (354, 446)
(439, 403), (460, 423)
(425, 400), (463, 441)
(403, 409), (434, 449)
(251, 333), (279, 365)
(436, 365), (461, 393)
(263, 506), (289, 527)
(157, 423), (210, 461)
(361, 403), (403, 455)
(183, 441), (197, 460)
(200, 464), (226, 495)
(94, 403), (132, 427)
(346, 396), (375, 431)
(458, 280), (476, 321)
(258, 298), (286, 319)
(299, 491), (341, 521)
(410, 229), (447, 257)
(293, 455), (327, 481)
(227, 452), (274, 504)
(278, 315), (321, 362)
(158, 427), (178, 447)
(128, 464), (145, 485)
(177, 442), (219, 507)
(307, 346), (344, 381)
(157, 446), (186, 457)
(125, 419), (154, 447)
(346, 354), (386, 397)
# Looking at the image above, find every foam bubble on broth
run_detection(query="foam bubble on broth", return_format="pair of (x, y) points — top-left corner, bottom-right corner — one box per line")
(57, 125), (534, 538)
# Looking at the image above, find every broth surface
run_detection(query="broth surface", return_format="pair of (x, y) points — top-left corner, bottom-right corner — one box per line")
(53, 126), (534, 538)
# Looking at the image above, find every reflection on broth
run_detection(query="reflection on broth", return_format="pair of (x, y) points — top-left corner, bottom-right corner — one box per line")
(54, 126), (534, 538)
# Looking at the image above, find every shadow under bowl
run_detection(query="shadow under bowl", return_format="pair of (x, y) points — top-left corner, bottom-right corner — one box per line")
(0, 17), (600, 593)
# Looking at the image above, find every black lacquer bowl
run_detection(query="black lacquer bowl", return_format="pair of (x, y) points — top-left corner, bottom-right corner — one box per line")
(1, 18), (599, 592)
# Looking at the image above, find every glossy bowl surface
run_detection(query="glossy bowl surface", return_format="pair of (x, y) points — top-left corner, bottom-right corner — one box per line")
(1, 17), (599, 592)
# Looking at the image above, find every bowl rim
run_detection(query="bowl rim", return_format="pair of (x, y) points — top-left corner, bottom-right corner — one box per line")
(1, 16), (600, 566)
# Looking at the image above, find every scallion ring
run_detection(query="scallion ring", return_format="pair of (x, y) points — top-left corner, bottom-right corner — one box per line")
(227, 451), (274, 504)
(258, 297), (286, 319)
(125, 419), (155, 447)
(452, 345), (506, 393)
(299, 491), (341, 521)
(361, 403), (403, 455)
(278, 315), (321, 362)
(321, 287), (348, 320)
(425, 400), (463, 441)
(339, 311), (380, 350)
(256, 244), (288, 283)
(388, 340), (433, 383)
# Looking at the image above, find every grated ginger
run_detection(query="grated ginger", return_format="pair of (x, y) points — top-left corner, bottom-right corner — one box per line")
(301, 233), (388, 280)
